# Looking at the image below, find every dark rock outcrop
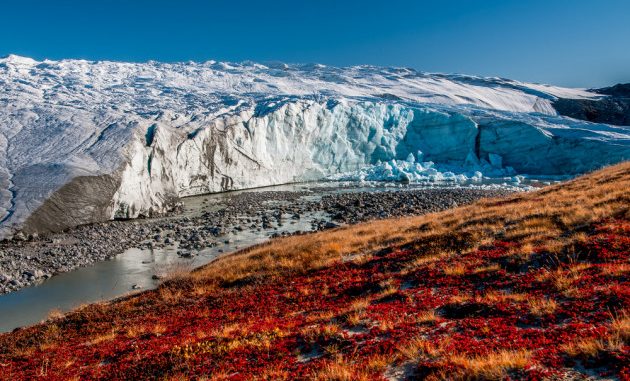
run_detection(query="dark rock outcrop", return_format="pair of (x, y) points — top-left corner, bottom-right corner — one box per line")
(553, 83), (630, 126)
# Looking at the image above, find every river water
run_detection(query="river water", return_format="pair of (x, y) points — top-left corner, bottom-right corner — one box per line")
(0, 213), (324, 333)
(0, 179), (544, 333)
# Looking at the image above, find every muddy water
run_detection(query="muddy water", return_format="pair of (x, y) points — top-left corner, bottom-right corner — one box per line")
(0, 179), (542, 333)
(0, 192), (326, 333)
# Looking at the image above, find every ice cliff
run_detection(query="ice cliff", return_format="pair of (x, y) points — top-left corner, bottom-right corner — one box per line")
(0, 55), (628, 238)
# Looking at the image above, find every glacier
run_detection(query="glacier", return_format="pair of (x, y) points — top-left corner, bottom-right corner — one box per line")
(0, 54), (628, 238)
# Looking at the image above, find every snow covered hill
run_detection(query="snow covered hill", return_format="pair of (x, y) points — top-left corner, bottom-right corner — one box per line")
(0, 54), (628, 238)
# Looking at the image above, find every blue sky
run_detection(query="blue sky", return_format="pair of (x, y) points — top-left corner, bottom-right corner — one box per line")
(1, 0), (628, 87)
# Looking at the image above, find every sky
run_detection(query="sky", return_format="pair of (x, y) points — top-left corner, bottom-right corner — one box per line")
(1, 0), (628, 88)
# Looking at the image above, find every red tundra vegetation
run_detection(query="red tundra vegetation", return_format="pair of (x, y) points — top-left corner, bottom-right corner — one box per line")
(0, 162), (629, 380)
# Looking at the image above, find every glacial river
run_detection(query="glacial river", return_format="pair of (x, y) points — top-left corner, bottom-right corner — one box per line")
(0, 179), (544, 333)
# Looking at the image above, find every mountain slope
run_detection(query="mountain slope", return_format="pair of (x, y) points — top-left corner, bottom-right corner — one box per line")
(0, 162), (628, 380)
(1, 55), (629, 238)
(553, 83), (630, 126)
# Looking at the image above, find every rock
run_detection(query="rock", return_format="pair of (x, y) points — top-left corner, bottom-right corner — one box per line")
(0, 185), (512, 297)
(22, 269), (37, 278)
(178, 250), (196, 258)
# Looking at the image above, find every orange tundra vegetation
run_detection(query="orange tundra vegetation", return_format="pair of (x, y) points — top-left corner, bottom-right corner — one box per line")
(0, 162), (629, 380)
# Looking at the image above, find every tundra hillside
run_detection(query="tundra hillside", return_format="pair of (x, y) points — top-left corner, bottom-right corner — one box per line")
(0, 163), (628, 380)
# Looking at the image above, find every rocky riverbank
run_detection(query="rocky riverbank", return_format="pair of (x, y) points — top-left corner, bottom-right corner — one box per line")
(0, 185), (513, 294)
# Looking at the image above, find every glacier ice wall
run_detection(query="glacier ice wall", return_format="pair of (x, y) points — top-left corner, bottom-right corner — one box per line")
(110, 102), (481, 219)
(91, 101), (630, 229)
(0, 55), (628, 238)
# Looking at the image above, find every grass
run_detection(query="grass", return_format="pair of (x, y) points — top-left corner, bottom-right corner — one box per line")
(446, 350), (532, 380)
(398, 337), (445, 361)
(313, 356), (372, 381)
(444, 263), (467, 276)
(0, 162), (628, 380)
(199, 163), (627, 289)
(561, 309), (630, 359)
(527, 297), (558, 317)
(612, 310), (630, 341)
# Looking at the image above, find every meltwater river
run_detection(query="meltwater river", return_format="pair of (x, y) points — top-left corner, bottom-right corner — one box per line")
(0, 179), (540, 332)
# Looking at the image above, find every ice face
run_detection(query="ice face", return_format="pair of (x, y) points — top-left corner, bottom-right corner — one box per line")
(0, 55), (627, 237)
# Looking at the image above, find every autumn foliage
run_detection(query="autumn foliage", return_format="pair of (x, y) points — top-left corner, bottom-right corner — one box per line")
(0, 162), (629, 380)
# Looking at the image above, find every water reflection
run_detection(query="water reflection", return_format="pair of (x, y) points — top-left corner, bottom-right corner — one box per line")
(0, 207), (324, 333)
(0, 179), (540, 332)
